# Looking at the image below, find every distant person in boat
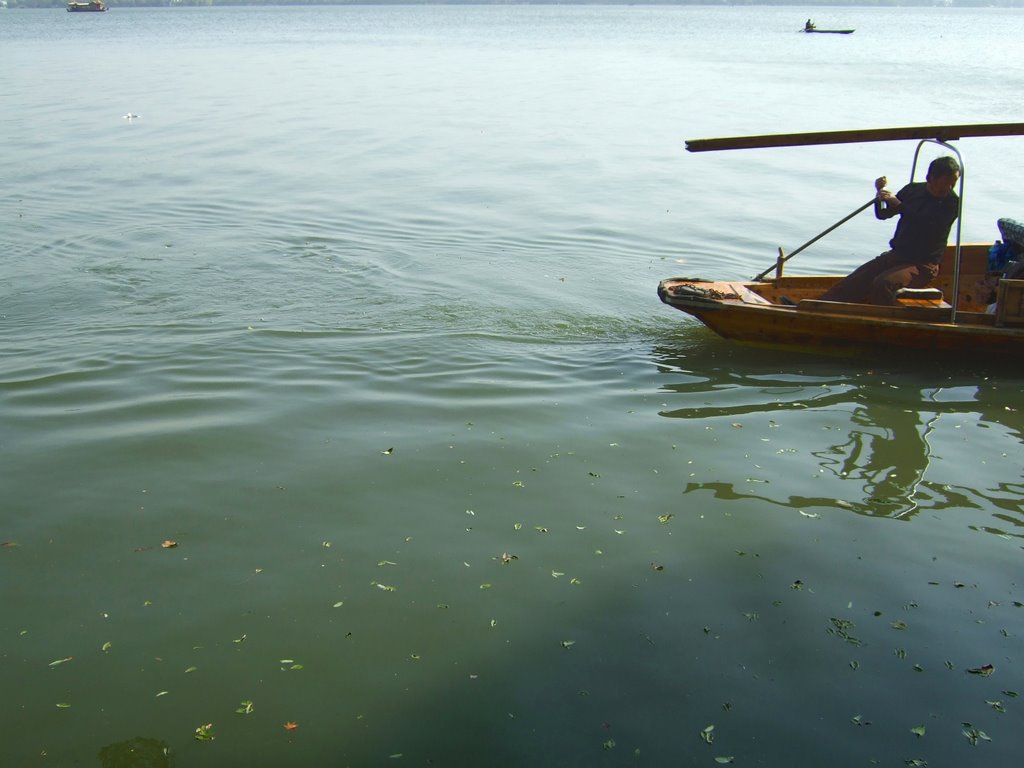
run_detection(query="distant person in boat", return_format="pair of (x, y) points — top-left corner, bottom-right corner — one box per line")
(805, 19), (815, 31)
(819, 156), (961, 305)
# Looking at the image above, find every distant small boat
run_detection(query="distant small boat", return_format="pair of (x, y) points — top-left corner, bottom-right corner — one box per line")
(804, 28), (854, 35)
(67, 1), (107, 11)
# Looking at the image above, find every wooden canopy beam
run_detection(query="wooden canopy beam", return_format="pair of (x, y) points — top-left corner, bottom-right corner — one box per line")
(685, 123), (1024, 153)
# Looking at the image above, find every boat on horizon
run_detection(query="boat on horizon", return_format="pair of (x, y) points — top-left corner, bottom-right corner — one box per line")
(803, 20), (854, 34)
(67, 1), (107, 12)
(658, 123), (1024, 359)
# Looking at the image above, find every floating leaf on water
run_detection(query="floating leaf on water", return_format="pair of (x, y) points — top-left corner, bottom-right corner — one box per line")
(895, 648), (907, 659)
(283, 721), (299, 731)
(657, 514), (673, 524)
(143, 600), (153, 606)
(701, 725), (715, 744)
(961, 723), (991, 745)
(377, 560), (397, 567)
(194, 723), (214, 741)
(911, 726), (926, 737)
(588, 472), (600, 478)
(322, 541), (332, 548)
(49, 656), (73, 667)
(722, 702), (732, 712)
(388, 754), (402, 759)
(967, 664), (995, 676)
(513, 480), (524, 487)
(570, 577), (581, 585)
(409, 654), (420, 660)
(184, 666), (198, 674)
(560, 640), (575, 649)
(235, 700), (254, 715)
(905, 760), (928, 767)
(891, 620), (908, 630)
(500, 552), (517, 564)
(289, 664), (303, 670)
(714, 758), (735, 765)
(490, 619), (496, 627)
(614, 529), (625, 535)
(333, 601), (345, 608)
(743, 612), (758, 622)
(161, 540), (178, 549)
(914, 664), (924, 672)
(101, 642), (112, 652)
(534, 526), (547, 533)
(381, 448), (393, 455)
(986, 700), (1005, 713)
(436, 603), (449, 609)
(280, 659), (294, 664)
(849, 660), (860, 671)
(1002, 690), (1019, 697)
(514, 523), (522, 531)
(601, 739), (615, 750)
(827, 618), (862, 646)
(480, 583), (492, 590)
(376, 584), (397, 592)
(651, 563), (664, 571)
(799, 511), (820, 519)
(56, 702), (71, 709)
(156, 691), (169, 697)
(551, 571), (564, 578)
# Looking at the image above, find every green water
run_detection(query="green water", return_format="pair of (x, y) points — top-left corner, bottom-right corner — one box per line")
(2, 6), (1022, 766)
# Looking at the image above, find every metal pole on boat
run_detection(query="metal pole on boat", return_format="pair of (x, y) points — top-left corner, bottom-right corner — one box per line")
(753, 198), (875, 282)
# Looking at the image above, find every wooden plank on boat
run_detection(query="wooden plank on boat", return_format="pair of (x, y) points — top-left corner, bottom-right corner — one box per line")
(797, 299), (952, 322)
(685, 123), (1024, 153)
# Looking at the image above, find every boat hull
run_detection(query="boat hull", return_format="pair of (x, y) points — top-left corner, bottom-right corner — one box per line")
(659, 288), (1019, 356)
(657, 246), (1023, 357)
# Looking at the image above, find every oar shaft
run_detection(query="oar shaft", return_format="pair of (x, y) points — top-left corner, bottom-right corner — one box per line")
(754, 198), (875, 281)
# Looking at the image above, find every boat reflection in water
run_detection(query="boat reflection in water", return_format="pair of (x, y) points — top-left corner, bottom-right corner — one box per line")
(650, 342), (1024, 529)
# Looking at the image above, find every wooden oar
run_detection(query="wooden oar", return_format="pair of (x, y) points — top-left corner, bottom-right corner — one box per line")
(753, 198), (875, 282)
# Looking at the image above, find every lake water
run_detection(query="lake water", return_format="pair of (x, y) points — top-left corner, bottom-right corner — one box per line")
(2, 5), (1023, 766)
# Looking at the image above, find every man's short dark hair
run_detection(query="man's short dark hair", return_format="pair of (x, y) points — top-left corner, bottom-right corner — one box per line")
(927, 156), (960, 179)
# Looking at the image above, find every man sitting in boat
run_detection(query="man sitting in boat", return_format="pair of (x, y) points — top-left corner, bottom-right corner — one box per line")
(805, 19), (815, 32)
(819, 156), (960, 305)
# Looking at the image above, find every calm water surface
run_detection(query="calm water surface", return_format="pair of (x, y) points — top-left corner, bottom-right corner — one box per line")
(2, 5), (1023, 766)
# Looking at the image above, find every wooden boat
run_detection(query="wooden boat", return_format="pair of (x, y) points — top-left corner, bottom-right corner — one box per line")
(67, 1), (106, 11)
(804, 29), (854, 35)
(658, 123), (1024, 357)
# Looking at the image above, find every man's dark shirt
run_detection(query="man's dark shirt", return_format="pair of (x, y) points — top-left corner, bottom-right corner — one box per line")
(879, 182), (960, 265)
